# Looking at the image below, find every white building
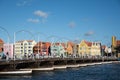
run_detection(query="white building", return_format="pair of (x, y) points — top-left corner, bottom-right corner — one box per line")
(14, 40), (36, 59)
(91, 42), (101, 56)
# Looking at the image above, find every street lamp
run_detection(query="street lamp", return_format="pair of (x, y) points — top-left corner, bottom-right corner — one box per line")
(14, 30), (34, 60)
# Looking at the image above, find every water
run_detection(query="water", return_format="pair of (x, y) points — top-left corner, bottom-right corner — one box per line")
(0, 63), (120, 80)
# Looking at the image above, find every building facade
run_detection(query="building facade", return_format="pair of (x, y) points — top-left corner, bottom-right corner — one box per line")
(78, 40), (91, 57)
(112, 36), (116, 53)
(0, 39), (4, 59)
(0, 39), (4, 53)
(50, 43), (66, 57)
(3, 44), (14, 59)
(33, 42), (51, 56)
(66, 42), (73, 55)
(14, 40), (36, 59)
(78, 40), (101, 57)
(111, 36), (120, 56)
(91, 42), (101, 56)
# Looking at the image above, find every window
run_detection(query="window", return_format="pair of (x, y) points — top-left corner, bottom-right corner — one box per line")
(77, 45), (79, 48)
(54, 49), (57, 51)
(28, 42), (32, 45)
(24, 50), (27, 52)
(24, 43), (27, 45)
(80, 47), (82, 50)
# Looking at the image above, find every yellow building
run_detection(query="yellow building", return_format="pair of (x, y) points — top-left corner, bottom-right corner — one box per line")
(78, 40), (91, 57)
(112, 36), (116, 47)
(78, 40), (101, 57)
(112, 36), (116, 53)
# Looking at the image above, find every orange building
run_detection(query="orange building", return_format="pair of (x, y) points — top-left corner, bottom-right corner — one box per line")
(33, 42), (51, 56)
(0, 39), (4, 53)
(66, 42), (74, 55)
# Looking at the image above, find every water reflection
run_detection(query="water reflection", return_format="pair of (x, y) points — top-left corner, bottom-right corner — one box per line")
(0, 75), (32, 80)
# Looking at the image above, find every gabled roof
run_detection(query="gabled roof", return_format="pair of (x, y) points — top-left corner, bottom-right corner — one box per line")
(84, 40), (92, 47)
(67, 41), (74, 46)
(0, 39), (4, 44)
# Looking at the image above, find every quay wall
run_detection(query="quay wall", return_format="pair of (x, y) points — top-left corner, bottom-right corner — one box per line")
(0, 57), (118, 71)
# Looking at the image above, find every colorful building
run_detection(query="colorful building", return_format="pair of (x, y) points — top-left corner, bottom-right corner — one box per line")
(112, 36), (117, 53)
(78, 40), (101, 57)
(0, 39), (4, 53)
(0, 39), (4, 59)
(66, 42), (74, 55)
(14, 40), (36, 59)
(111, 36), (120, 56)
(33, 42), (51, 56)
(50, 43), (66, 57)
(3, 44), (14, 59)
(91, 42), (101, 56)
(78, 40), (91, 57)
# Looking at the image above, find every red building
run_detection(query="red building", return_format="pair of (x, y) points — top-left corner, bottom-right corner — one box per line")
(33, 42), (51, 56)
(116, 40), (120, 46)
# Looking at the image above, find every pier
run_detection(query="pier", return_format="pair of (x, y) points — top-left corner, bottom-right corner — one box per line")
(0, 57), (117, 72)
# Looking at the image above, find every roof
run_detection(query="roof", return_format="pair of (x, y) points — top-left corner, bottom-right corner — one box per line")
(34, 41), (51, 47)
(84, 40), (92, 47)
(116, 40), (120, 46)
(67, 42), (74, 46)
(0, 39), (4, 44)
(101, 45), (106, 49)
(16, 40), (34, 43)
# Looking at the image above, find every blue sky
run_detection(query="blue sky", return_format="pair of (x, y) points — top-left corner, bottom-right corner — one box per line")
(0, 0), (120, 46)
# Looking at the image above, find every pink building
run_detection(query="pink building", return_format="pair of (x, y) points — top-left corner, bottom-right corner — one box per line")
(3, 44), (14, 59)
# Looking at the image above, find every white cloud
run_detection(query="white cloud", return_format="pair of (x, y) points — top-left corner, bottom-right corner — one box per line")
(84, 31), (94, 36)
(68, 21), (76, 28)
(16, 0), (32, 6)
(27, 18), (40, 23)
(34, 10), (48, 18)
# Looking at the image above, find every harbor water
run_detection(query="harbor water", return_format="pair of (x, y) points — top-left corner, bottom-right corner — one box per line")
(0, 62), (120, 80)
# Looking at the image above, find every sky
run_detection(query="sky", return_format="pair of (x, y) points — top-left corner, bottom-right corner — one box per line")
(0, 0), (120, 46)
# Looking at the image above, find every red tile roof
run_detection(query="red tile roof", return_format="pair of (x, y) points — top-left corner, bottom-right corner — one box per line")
(116, 40), (120, 46)
(84, 40), (92, 47)
(67, 42), (74, 46)
(0, 39), (4, 44)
